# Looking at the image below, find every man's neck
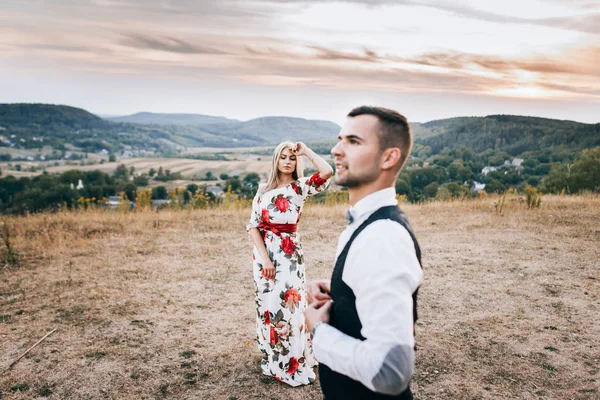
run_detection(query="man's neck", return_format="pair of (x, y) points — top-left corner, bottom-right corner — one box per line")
(348, 181), (393, 206)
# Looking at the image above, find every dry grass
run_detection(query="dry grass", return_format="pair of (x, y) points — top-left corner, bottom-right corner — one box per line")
(0, 195), (598, 399)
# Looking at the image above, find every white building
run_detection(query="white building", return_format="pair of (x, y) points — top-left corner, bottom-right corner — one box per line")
(481, 166), (499, 176)
(473, 182), (486, 191)
(206, 186), (225, 198)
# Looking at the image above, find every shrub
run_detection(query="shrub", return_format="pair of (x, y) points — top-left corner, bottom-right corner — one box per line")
(525, 186), (542, 209)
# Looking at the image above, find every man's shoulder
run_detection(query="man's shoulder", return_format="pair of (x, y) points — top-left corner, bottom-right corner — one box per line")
(352, 218), (413, 247)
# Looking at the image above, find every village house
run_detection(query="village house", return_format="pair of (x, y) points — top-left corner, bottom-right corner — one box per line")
(206, 186), (225, 198)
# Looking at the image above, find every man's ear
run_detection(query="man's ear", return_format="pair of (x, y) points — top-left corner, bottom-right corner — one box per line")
(381, 147), (401, 171)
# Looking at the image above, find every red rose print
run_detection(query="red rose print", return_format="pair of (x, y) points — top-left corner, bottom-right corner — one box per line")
(270, 326), (279, 345)
(308, 172), (327, 187)
(274, 321), (290, 340)
(261, 208), (270, 222)
(274, 196), (290, 212)
(284, 288), (301, 307)
(287, 357), (299, 375)
(280, 236), (296, 255)
(264, 311), (270, 325)
(291, 183), (301, 195)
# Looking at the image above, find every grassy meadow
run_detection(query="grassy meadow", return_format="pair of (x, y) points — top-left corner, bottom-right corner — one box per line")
(0, 194), (599, 399)
(0, 147), (332, 182)
(0, 155), (271, 181)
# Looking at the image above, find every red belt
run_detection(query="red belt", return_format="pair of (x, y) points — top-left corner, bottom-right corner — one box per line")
(257, 222), (297, 238)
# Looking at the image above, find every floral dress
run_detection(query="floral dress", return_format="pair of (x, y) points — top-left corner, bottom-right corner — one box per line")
(247, 172), (330, 386)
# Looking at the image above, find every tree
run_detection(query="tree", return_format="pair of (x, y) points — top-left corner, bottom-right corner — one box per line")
(205, 171), (214, 180)
(109, 154), (116, 162)
(115, 164), (128, 179)
(486, 179), (505, 193)
(133, 175), (149, 187)
(186, 184), (199, 194)
(59, 169), (84, 185)
(395, 178), (411, 198)
(570, 147), (600, 192)
(432, 155), (453, 167)
(410, 167), (446, 192)
(225, 176), (242, 192)
(244, 172), (260, 185)
(219, 173), (229, 180)
(123, 183), (136, 201)
(445, 182), (462, 197)
(152, 186), (168, 200)
(148, 168), (156, 177)
(423, 182), (439, 199)
(542, 164), (570, 193)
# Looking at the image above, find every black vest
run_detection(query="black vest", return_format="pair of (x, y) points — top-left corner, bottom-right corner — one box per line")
(319, 205), (422, 400)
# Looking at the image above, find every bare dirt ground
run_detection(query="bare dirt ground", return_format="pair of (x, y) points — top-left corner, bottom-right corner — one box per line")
(0, 195), (598, 399)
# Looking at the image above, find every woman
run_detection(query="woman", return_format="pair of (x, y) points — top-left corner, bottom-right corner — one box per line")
(247, 141), (333, 386)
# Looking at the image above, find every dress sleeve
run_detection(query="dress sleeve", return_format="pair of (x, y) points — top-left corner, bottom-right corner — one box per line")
(246, 186), (265, 232)
(297, 172), (330, 199)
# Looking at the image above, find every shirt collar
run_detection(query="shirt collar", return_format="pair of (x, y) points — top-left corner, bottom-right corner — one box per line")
(346, 187), (397, 225)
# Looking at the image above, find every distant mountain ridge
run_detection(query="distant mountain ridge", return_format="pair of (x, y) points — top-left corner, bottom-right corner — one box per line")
(108, 112), (341, 143)
(0, 104), (341, 152)
(412, 114), (599, 155)
(108, 112), (239, 126)
(1, 104), (598, 158)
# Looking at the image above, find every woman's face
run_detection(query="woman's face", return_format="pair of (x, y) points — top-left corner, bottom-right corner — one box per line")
(278, 146), (297, 176)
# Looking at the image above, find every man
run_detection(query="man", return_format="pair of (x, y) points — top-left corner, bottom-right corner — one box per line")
(304, 106), (423, 399)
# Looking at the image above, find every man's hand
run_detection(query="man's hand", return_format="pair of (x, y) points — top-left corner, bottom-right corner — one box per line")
(304, 299), (333, 333)
(307, 280), (331, 305)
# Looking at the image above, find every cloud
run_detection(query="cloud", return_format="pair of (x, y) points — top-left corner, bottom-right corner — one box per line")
(419, 2), (600, 35)
(265, 0), (600, 35)
(2, 0), (599, 105)
(308, 46), (382, 63)
(23, 44), (93, 53)
(539, 82), (600, 97)
(120, 33), (229, 55)
(398, 48), (600, 78)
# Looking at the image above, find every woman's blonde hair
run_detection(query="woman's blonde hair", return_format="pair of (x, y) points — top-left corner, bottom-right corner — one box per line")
(264, 141), (304, 192)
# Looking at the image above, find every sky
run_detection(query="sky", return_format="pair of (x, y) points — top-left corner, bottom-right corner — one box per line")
(1, 0), (599, 124)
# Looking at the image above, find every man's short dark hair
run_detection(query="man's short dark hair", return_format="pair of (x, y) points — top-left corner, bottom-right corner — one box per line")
(348, 106), (412, 172)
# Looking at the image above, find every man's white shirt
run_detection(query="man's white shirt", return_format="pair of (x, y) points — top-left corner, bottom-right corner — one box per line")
(312, 187), (423, 395)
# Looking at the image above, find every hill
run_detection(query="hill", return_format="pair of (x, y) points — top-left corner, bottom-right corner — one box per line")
(196, 116), (341, 144)
(0, 104), (341, 153)
(0, 104), (175, 154)
(414, 115), (600, 156)
(108, 112), (239, 126)
(2, 104), (598, 163)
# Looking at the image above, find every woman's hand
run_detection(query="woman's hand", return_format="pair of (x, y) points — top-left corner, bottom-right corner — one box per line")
(261, 259), (276, 280)
(293, 142), (310, 157)
(295, 142), (333, 179)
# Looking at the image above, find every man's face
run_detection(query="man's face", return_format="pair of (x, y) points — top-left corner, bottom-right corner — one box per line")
(331, 114), (382, 188)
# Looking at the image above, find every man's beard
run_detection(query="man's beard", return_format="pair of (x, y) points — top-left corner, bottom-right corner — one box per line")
(334, 166), (379, 188)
